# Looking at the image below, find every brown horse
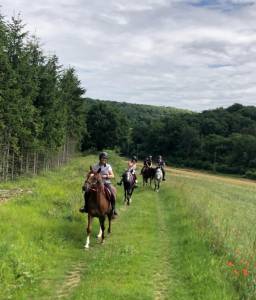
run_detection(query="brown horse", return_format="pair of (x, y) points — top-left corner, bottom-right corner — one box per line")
(84, 168), (115, 249)
(141, 166), (155, 186)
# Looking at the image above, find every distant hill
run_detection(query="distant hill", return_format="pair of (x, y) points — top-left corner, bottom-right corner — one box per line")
(84, 98), (192, 125)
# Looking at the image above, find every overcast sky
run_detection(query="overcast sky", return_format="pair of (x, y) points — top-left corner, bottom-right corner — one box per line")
(1, 0), (256, 111)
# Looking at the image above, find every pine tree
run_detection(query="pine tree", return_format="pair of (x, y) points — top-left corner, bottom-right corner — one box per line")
(59, 67), (86, 142)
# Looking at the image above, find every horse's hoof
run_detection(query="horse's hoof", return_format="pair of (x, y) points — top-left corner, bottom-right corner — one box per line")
(84, 245), (89, 250)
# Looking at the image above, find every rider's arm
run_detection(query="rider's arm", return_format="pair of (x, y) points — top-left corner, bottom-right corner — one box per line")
(103, 169), (114, 179)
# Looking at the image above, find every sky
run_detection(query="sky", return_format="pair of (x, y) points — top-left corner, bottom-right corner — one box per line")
(1, 0), (256, 111)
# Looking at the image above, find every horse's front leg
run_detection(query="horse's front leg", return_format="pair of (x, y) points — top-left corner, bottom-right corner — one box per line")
(99, 216), (106, 244)
(124, 188), (127, 204)
(85, 214), (93, 249)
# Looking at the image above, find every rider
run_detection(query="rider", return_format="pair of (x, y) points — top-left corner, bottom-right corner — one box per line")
(156, 155), (166, 181)
(141, 155), (153, 174)
(117, 155), (138, 187)
(79, 152), (118, 216)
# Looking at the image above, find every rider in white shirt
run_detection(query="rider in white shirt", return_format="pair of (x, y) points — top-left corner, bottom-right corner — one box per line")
(80, 152), (118, 216)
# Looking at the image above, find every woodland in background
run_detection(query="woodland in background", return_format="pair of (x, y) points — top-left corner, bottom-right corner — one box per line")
(83, 99), (256, 180)
(0, 13), (86, 180)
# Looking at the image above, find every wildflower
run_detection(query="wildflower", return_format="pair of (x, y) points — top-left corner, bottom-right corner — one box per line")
(242, 269), (249, 277)
(226, 261), (234, 267)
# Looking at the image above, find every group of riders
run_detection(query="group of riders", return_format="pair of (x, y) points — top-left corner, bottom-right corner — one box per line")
(79, 152), (166, 218)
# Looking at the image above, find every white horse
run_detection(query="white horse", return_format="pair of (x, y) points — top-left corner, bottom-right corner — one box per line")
(154, 167), (163, 192)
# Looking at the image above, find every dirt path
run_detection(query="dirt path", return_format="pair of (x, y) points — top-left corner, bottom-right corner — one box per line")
(169, 167), (256, 188)
(153, 192), (172, 300)
(55, 262), (86, 299)
(0, 188), (32, 204)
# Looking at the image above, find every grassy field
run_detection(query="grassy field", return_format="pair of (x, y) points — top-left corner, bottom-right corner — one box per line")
(0, 152), (255, 299)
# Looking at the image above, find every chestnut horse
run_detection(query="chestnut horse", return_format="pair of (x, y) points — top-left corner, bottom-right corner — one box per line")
(84, 168), (115, 249)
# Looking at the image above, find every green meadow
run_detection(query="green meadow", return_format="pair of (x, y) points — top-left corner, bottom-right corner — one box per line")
(0, 153), (255, 299)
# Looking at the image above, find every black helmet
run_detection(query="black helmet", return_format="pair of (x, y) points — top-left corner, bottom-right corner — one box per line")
(131, 155), (137, 162)
(99, 152), (108, 160)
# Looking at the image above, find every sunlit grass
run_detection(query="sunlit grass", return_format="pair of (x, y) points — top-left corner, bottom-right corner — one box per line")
(169, 170), (256, 298)
(0, 152), (254, 299)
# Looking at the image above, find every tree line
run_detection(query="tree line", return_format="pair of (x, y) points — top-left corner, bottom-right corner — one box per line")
(83, 100), (256, 180)
(0, 13), (86, 180)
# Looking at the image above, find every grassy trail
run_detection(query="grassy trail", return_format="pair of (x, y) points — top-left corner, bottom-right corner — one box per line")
(0, 153), (249, 299)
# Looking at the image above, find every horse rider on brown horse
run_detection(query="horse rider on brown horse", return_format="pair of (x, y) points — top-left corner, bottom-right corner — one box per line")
(79, 152), (118, 217)
(141, 155), (153, 174)
(117, 155), (138, 187)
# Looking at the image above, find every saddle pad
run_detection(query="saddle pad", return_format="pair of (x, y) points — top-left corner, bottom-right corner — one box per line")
(104, 186), (112, 202)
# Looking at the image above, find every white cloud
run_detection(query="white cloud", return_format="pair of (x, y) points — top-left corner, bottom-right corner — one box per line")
(0, 0), (256, 111)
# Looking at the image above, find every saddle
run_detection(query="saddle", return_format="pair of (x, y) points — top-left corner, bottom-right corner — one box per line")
(88, 184), (112, 202)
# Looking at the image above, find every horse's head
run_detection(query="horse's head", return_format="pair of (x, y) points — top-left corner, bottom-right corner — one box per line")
(87, 168), (104, 188)
(123, 170), (133, 183)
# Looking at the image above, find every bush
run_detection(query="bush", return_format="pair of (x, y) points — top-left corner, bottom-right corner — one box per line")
(245, 170), (256, 180)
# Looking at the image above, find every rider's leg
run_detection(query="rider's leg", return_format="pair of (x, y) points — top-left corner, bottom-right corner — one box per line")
(79, 189), (90, 213)
(134, 173), (138, 187)
(162, 168), (166, 180)
(105, 184), (118, 216)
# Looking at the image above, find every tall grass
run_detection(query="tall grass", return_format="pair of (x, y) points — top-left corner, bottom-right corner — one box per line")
(169, 170), (256, 299)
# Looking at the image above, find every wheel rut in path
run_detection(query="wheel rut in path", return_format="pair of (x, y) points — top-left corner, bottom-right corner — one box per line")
(153, 192), (172, 300)
(55, 262), (86, 299)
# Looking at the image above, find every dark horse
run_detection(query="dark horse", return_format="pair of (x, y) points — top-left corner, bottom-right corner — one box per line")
(122, 170), (135, 205)
(141, 166), (155, 186)
(84, 169), (115, 249)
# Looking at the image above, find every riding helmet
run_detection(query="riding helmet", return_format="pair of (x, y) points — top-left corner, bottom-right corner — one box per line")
(132, 155), (137, 162)
(99, 152), (108, 160)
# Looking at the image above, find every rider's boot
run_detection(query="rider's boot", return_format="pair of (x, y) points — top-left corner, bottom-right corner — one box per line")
(79, 203), (88, 213)
(111, 198), (118, 218)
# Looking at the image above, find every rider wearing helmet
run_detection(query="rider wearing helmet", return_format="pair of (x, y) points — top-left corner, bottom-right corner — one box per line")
(141, 155), (153, 174)
(80, 152), (118, 216)
(156, 155), (166, 181)
(117, 155), (138, 187)
(147, 155), (153, 167)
